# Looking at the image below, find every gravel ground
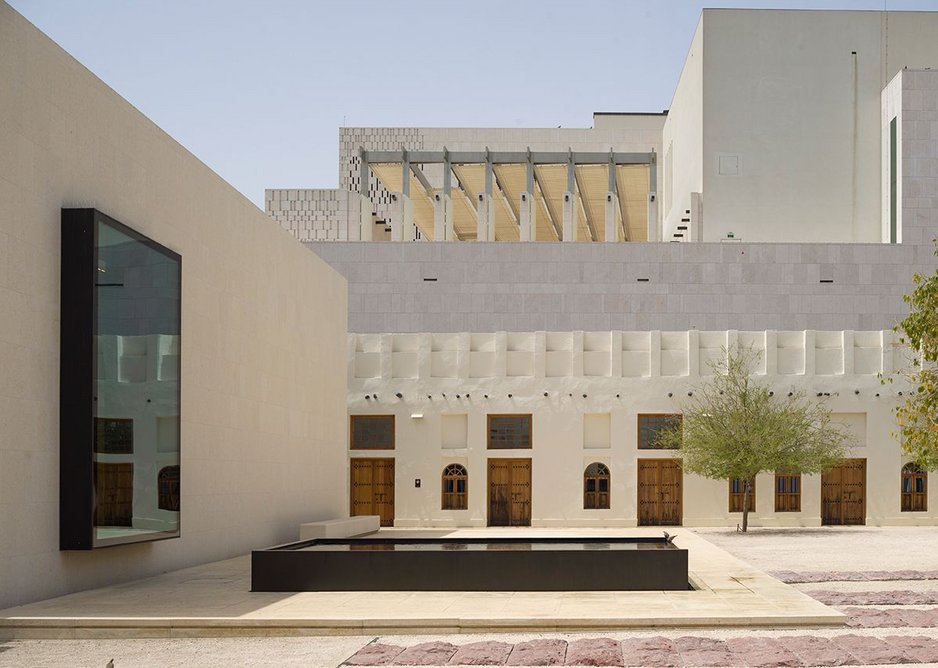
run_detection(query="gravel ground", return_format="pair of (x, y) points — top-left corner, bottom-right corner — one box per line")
(5, 527), (938, 667)
(692, 526), (938, 573)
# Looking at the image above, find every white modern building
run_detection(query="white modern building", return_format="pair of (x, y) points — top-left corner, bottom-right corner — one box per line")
(0, 2), (349, 610)
(266, 9), (938, 529)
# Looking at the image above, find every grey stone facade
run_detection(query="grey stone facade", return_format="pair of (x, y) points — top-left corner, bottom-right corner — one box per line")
(307, 239), (935, 333)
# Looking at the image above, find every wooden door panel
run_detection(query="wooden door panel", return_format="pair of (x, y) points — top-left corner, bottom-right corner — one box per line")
(638, 459), (682, 526)
(822, 459), (865, 526)
(95, 462), (133, 527)
(350, 458), (394, 527)
(488, 459), (531, 526)
(510, 459), (531, 527)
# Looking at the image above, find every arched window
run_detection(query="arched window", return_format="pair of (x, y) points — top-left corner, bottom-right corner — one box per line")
(158, 465), (180, 511)
(584, 463), (610, 509)
(901, 463), (927, 512)
(442, 464), (468, 510)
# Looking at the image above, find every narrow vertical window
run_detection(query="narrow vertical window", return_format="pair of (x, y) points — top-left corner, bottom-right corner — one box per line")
(775, 472), (801, 512)
(901, 463), (927, 512)
(442, 464), (468, 510)
(890, 116), (898, 244)
(584, 463), (610, 509)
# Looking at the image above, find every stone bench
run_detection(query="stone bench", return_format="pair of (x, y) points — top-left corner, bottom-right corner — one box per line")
(299, 515), (380, 540)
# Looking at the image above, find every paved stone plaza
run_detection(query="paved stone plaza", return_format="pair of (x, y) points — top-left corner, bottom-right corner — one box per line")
(2, 527), (938, 666)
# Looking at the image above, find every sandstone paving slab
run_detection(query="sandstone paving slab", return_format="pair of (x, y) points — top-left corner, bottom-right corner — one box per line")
(345, 642), (406, 666)
(830, 633), (915, 665)
(882, 634), (938, 664)
(783, 635), (855, 666)
(393, 641), (458, 666)
(894, 607), (938, 627)
(618, 636), (681, 667)
(723, 636), (803, 667)
(807, 590), (938, 605)
(448, 641), (513, 666)
(506, 639), (567, 666)
(772, 570), (938, 584)
(843, 607), (908, 628)
(563, 638), (622, 666)
(671, 636), (735, 667)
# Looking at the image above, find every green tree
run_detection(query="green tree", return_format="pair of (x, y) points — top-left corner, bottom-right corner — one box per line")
(893, 240), (938, 469)
(656, 347), (851, 532)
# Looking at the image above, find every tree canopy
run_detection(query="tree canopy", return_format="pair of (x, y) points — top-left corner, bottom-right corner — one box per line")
(656, 347), (852, 531)
(893, 240), (938, 469)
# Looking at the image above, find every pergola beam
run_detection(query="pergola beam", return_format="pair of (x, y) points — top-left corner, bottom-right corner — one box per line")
(364, 150), (655, 166)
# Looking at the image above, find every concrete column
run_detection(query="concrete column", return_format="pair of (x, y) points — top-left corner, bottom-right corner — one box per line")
(649, 331), (661, 377)
(519, 192), (536, 241)
(534, 331), (546, 378)
(610, 331), (623, 377)
(495, 331), (507, 379)
(688, 329), (700, 377)
(476, 193), (496, 241)
(647, 191), (658, 242)
(390, 193), (413, 242)
(359, 194), (373, 241)
(571, 331), (584, 377)
(562, 192), (578, 242)
(433, 193), (453, 241)
(765, 330), (778, 376)
(804, 330), (816, 376)
(604, 192), (617, 242)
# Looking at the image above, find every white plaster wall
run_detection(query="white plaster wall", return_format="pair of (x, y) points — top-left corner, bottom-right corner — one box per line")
(699, 9), (938, 243)
(0, 3), (348, 609)
(348, 331), (929, 528)
(661, 16), (703, 242)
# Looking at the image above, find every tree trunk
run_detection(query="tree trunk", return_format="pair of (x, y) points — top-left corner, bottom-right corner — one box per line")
(742, 479), (751, 533)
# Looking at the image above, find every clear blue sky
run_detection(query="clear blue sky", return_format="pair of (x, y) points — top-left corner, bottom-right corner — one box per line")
(8, 0), (938, 207)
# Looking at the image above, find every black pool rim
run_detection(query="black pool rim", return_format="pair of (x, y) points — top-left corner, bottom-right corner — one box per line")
(251, 536), (689, 592)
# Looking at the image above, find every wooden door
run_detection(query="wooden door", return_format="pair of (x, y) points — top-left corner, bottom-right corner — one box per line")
(822, 458), (866, 525)
(350, 458), (395, 526)
(487, 458), (531, 526)
(94, 462), (133, 526)
(637, 459), (682, 526)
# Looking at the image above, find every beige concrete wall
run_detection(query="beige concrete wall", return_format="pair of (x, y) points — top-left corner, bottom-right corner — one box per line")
(0, 3), (347, 609)
(662, 16), (703, 242)
(699, 9), (938, 243)
(348, 330), (930, 528)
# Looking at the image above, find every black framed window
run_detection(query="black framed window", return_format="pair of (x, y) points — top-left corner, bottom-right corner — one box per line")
(60, 209), (181, 549)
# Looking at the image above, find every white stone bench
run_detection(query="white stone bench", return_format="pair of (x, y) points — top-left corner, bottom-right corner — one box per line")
(299, 515), (380, 540)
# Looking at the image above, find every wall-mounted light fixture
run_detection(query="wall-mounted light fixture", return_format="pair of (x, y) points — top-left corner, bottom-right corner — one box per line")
(395, 392), (403, 399)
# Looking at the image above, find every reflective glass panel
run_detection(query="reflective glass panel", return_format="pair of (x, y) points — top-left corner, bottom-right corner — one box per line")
(94, 215), (180, 544)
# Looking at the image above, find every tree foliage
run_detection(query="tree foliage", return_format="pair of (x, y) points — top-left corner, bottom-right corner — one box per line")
(894, 240), (938, 470)
(656, 347), (852, 531)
